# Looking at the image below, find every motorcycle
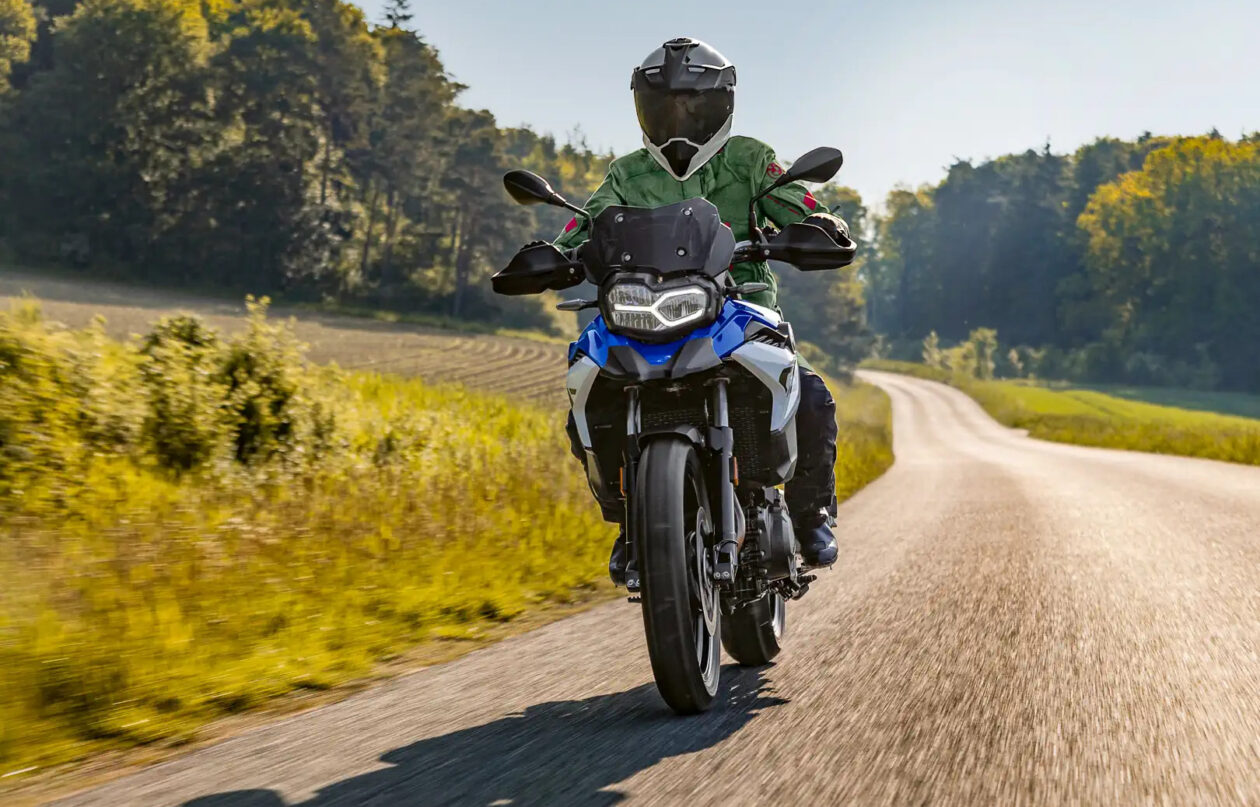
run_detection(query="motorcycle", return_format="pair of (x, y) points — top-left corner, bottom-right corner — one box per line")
(491, 147), (856, 713)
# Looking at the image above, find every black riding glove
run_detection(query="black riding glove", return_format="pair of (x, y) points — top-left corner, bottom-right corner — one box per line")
(804, 213), (853, 246)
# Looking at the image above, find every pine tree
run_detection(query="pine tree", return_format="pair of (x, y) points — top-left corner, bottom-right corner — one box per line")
(383, 0), (412, 29)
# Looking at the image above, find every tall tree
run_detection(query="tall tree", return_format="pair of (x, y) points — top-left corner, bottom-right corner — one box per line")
(381, 0), (410, 29)
(3, 0), (215, 265)
(0, 0), (35, 88)
(1078, 136), (1260, 389)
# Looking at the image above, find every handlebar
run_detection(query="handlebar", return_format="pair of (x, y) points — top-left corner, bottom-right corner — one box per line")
(731, 225), (856, 272)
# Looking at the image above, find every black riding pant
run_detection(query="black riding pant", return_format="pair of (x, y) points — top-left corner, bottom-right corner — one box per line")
(565, 367), (838, 526)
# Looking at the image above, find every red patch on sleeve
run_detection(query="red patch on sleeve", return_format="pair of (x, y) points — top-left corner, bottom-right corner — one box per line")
(802, 191), (818, 211)
(563, 216), (578, 233)
(766, 162), (784, 178)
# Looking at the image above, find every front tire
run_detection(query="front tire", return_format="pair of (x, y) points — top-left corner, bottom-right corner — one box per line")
(636, 438), (721, 714)
(721, 591), (786, 666)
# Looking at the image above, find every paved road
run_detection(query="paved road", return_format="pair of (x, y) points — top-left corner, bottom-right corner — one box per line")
(54, 372), (1260, 806)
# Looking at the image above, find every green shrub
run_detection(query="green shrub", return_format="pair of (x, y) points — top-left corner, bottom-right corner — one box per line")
(0, 302), (104, 503)
(139, 314), (225, 471)
(215, 298), (310, 465)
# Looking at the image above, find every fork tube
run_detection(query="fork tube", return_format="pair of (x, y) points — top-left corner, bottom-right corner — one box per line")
(624, 386), (641, 573)
(710, 379), (739, 581)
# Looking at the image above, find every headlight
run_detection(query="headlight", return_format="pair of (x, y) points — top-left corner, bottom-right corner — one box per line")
(605, 282), (714, 336)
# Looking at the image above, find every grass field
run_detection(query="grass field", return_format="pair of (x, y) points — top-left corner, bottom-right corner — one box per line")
(1075, 383), (1260, 420)
(0, 276), (893, 781)
(0, 267), (569, 406)
(864, 359), (1260, 465)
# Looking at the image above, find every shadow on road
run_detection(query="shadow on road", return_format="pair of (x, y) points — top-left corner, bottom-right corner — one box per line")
(181, 665), (782, 806)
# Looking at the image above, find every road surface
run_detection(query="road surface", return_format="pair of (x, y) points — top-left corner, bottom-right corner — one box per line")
(53, 371), (1260, 806)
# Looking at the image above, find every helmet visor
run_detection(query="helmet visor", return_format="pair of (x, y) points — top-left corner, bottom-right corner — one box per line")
(635, 87), (733, 148)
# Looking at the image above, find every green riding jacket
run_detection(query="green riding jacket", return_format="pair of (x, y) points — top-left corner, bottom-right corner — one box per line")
(553, 135), (824, 311)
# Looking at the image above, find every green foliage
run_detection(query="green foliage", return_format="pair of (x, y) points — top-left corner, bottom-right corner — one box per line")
(0, 0), (610, 332)
(865, 132), (1260, 392)
(774, 183), (876, 372)
(921, 330), (942, 369)
(139, 314), (224, 471)
(215, 298), (311, 464)
(0, 301), (896, 775)
(968, 327), (998, 380)
(0, 0), (35, 88)
(1077, 137), (1260, 390)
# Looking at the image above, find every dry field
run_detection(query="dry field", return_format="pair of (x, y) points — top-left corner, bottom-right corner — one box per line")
(0, 268), (569, 406)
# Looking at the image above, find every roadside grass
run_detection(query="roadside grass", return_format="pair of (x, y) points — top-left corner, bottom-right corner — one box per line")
(1, 301), (894, 780)
(863, 359), (1260, 465)
(0, 301), (611, 777)
(831, 380), (894, 503)
(1074, 383), (1260, 420)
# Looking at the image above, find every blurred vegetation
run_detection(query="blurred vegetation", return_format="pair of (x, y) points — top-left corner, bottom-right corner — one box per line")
(831, 380), (893, 503)
(0, 299), (610, 773)
(0, 300), (893, 776)
(865, 133), (1260, 393)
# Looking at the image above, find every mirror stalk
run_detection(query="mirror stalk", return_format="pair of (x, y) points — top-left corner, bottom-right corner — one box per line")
(556, 298), (598, 312)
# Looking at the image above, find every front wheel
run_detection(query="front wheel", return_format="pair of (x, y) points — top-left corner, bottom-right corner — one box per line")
(721, 591), (786, 666)
(636, 438), (721, 714)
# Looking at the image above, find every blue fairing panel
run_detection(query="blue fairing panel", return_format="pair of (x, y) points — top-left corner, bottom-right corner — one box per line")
(568, 300), (781, 368)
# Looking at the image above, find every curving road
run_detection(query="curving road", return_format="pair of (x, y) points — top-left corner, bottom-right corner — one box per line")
(53, 371), (1260, 806)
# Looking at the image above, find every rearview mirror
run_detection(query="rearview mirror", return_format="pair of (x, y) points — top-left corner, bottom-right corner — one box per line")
(503, 169), (592, 230)
(779, 147), (844, 187)
(503, 170), (566, 207)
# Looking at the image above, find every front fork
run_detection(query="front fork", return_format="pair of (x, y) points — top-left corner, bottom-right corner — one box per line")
(708, 379), (741, 585)
(622, 386), (642, 591)
(621, 381), (742, 590)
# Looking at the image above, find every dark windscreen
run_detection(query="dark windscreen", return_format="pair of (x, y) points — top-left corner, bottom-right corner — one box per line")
(585, 198), (735, 282)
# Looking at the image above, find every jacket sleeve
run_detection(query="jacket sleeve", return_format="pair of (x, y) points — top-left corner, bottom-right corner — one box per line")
(752, 145), (825, 229)
(552, 167), (625, 250)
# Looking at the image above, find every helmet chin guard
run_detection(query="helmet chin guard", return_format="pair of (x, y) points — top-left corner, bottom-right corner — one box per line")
(642, 115), (733, 181)
(632, 37), (736, 181)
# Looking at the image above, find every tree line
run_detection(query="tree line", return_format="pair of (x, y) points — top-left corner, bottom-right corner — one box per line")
(0, 0), (873, 356)
(0, 0), (610, 331)
(867, 132), (1260, 392)
(5, 0), (1256, 390)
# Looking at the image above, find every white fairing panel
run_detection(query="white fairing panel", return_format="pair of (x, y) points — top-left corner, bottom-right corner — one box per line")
(566, 356), (601, 448)
(729, 342), (799, 430)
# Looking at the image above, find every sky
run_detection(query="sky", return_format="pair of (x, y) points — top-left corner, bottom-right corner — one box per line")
(356, 0), (1260, 207)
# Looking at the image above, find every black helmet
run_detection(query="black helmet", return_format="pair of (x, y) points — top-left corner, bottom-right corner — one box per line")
(631, 37), (736, 181)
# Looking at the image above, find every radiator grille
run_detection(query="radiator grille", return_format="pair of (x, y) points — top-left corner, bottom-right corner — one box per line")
(731, 404), (767, 480)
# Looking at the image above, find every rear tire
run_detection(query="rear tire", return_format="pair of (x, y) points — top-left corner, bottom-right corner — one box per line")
(721, 591), (786, 666)
(636, 438), (721, 714)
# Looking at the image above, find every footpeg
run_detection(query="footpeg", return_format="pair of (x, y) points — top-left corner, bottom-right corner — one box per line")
(785, 573), (817, 600)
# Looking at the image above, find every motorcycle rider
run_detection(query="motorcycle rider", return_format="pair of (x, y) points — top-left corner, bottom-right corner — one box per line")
(553, 37), (852, 586)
